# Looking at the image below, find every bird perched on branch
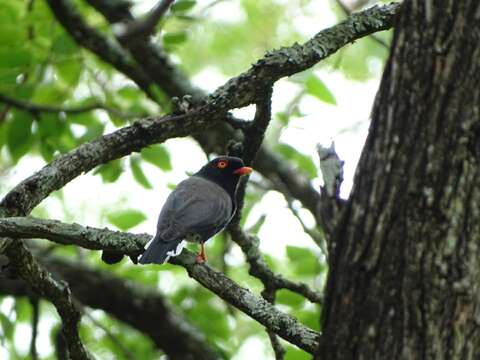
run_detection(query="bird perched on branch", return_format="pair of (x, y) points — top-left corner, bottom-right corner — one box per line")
(139, 156), (252, 265)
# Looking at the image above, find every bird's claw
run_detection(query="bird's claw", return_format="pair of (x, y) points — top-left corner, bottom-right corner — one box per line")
(195, 254), (206, 264)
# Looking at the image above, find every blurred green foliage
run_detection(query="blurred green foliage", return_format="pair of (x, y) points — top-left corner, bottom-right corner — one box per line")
(0, 0), (389, 358)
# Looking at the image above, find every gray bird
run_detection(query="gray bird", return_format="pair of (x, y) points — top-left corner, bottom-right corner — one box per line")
(139, 156), (252, 264)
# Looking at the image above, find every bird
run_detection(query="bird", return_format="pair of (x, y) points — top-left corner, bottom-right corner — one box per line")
(139, 156), (252, 265)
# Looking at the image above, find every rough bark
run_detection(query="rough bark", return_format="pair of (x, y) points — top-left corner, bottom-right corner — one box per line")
(318, 0), (480, 359)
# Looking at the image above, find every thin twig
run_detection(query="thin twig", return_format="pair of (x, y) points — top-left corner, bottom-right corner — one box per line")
(84, 311), (136, 360)
(286, 200), (327, 256)
(0, 93), (141, 119)
(29, 297), (40, 360)
(116, 0), (175, 42)
(262, 288), (285, 360)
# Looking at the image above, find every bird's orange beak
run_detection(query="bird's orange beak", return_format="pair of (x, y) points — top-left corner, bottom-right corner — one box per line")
(233, 166), (253, 175)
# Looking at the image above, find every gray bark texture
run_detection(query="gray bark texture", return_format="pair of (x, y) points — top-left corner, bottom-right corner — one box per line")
(318, 0), (480, 359)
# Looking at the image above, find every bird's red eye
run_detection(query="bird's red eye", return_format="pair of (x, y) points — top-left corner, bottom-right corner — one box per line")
(217, 160), (228, 169)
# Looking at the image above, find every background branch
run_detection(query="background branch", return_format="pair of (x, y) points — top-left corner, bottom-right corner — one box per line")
(0, 93), (141, 119)
(29, 298), (40, 360)
(0, 256), (221, 359)
(116, 0), (175, 42)
(4, 242), (92, 360)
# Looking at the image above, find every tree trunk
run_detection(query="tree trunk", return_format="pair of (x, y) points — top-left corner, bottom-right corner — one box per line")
(318, 1), (480, 359)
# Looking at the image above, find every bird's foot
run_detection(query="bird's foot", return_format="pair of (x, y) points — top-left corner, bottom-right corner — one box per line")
(195, 242), (207, 264)
(195, 254), (206, 264)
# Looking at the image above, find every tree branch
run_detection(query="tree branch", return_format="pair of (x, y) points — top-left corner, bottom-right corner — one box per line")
(334, 0), (390, 49)
(203, 3), (401, 111)
(0, 216), (149, 255)
(170, 251), (320, 353)
(0, 110), (217, 219)
(116, 0), (175, 42)
(29, 297), (40, 360)
(262, 288), (286, 360)
(228, 225), (322, 304)
(0, 216), (320, 353)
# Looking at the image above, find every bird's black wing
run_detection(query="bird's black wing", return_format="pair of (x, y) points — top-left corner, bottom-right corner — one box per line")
(139, 176), (232, 264)
(157, 176), (233, 241)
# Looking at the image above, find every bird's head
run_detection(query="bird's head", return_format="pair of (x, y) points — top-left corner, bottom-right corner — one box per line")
(196, 156), (253, 194)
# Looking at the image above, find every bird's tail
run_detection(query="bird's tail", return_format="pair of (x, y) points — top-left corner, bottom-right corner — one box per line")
(139, 235), (184, 265)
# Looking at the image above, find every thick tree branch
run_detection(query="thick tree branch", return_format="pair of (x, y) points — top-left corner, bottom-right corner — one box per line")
(334, 0), (390, 48)
(0, 111), (217, 220)
(170, 251), (320, 353)
(203, 3), (400, 111)
(0, 217), (149, 255)
(0, 216), (320, 353)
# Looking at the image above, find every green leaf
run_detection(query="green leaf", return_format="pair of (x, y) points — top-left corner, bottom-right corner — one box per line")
(14, 298), (32, 323)
(51, 32), (78, 56)
(94, 160), (123, 183)
(0, 48), (31, 68)
(38, 113), (66, 137)
(276, 289), (305, 308)
(163, 31), (188, 46)
(171, 0), (196, 13)
(77, 119), (105, 144)
(0, 313), (14, 341)
(286, 245), (319, 276)
(0, 120), (6, 147)
(294, 308), (320, 331)
(286, 245), (311, 262)
(305, 75), (337, 105)
(275, 143), (317, 178)
(284, 345), (311, 360)
(107, 209), (147, 231)
(7, 110), (34, 162)
(141, 145), (172, 171)
(68, 112), (97, 126)
(118, 85), (141, 101)
(55, 59), (82, 86)
(130, 158), (153, 189)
